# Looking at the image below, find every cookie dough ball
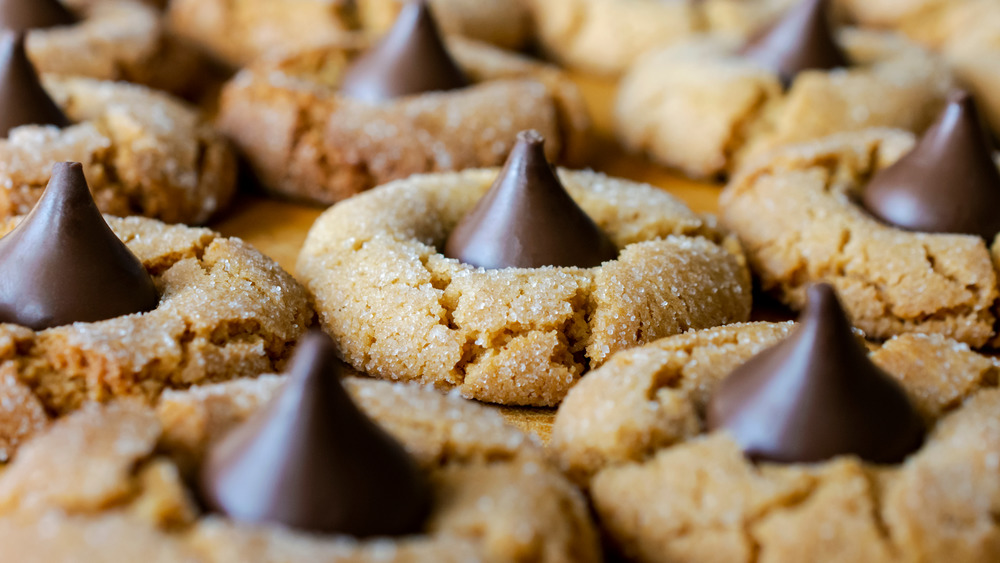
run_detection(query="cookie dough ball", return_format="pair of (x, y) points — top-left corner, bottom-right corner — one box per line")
(0, 215), (313, 457)
(528, 0), (796, 76)
(0, 377), (601, 562)
(616, 28), (952, 179)
(720, 128), (1000, 347)
(552, 322), (1000, 562)
(0, 76), (237, 224)
(29, 0), (206, 95)
(218, 36), (590, 205)
(297, 168), (752, 407)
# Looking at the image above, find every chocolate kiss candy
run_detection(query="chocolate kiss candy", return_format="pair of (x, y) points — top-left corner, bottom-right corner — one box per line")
(862, 92), (1000, 240)
(0, 0), (77, 32)
(444, 130), (618, 269)
(199, 331), (431, 537)
(0, 162), (159, 330)
(0, 31), (69, 136)
(706, 284), (924, 464)
(740, 0), (848, 86)
(339, 0), (469, 103)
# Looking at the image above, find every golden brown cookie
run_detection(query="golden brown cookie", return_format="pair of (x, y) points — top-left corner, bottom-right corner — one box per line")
(719, 128), (1000, 347)
(0, 76), (236, 224)
(0, 215), (313, 459)
(218, 36), (590, 205)
(841, 0), (1000, 135)
(0, 377), (601, 562)
(30, 0), (206, 95)
(167, 0), (533, 68)
(528, 0), (796, 76)
(552, 322), (1000, 562)
(297, 168), (752, 407)
(616, 29), (952, 179)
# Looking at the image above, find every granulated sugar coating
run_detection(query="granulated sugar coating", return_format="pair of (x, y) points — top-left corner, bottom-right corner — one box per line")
(0, 215), (313, 456)
(552, 321), (1000, 562)
(218, 36), (590, 205)
(0, 378), (601, 562)
(298, 168), (752, 406)
(0, 76), (237, 224)
(721, 128), (1000, 347)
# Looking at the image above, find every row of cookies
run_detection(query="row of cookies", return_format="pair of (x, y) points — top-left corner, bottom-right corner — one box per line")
(189, 0), (994, 209)
(2, 139), (997, 561)
(2, 163), (998, 562)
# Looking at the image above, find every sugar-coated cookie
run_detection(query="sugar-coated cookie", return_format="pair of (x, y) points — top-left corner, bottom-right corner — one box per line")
(298, 165), (751, 406)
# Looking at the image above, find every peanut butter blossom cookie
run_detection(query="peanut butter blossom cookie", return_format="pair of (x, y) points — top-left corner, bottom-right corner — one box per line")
(217, 1), (589, 205)
(10, 0), (204, 94)
(528, 0), (796, 76)
(553, 284), (1000, 562)
(843, 0), (1000, 137)
(721, 92), (1000, 347)
(168, 0), (533, 68)
(0, 332), (601, 562)
(615, 0), (952, 179)
(298, 131), (751, 406)
(0, 31), (236, 224)
(0, 162), (312, 460)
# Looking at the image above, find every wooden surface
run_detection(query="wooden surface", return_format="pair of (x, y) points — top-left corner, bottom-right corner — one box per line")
(210, 74), (730, 443)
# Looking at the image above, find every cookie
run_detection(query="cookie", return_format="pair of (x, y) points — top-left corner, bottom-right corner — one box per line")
(839, 1), (1000, 135)
(297, 158), (751, 406)
(167, 0), (533, 68)
(552, 315), (1000, 561)
(0, 33), (236, 225)
(616, 27), (951, 179)
(0, 75), (237, 224)
(0, 375), (601, 562)
(720, 96), (1000, 348)
(0, 208), (313, 458)
(166, 0), (356, 69)
(27, 0), (206, 95)
(527, 0), (796, 76)
(218, 30), (589, 205)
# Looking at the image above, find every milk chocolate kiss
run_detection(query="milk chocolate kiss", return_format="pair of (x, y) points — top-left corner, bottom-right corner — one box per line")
(339, 0), (469, 103)
(199, 331), (431, 537)
(0, 31), (69, 136)
(0, 0), (76, 32)
(740, 0), (848, 86)
(706, 284), (924, 464)
(862, 92), (1000, 240)
(444, 130), (618, 269)
(0, 162), (158, 330)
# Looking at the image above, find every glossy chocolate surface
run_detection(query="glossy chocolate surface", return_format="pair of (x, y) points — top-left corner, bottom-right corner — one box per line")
(740, 0), (848, 86)
(0, 31), (69, 136)
(444, 130), (618, 269)
(200, 331), (431, 537)
(707, 284), (925, 464)
(0, 162), (158, 330)
(340, 0), (469, 103)
(862, 92), (1000, 240)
